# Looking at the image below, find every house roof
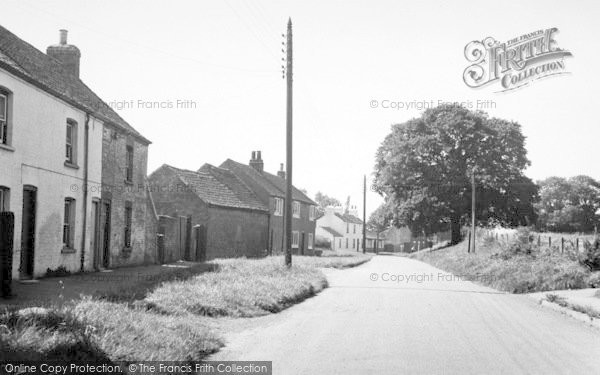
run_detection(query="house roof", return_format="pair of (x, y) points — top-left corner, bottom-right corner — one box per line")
(162, 164), (268, 212)
(0, 25), (150, 144)
(320, 226), (344, 237)
(219, 159), (316, 205)
(335, 212), (363, 225)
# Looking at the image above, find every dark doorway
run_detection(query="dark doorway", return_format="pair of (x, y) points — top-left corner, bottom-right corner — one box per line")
(184, 216), (192, 261)
(195, 224), (207, 262)
(300, 232), (305, 255)
(102, 201), (111, 268)
(20, 185), (36, 279)
(91, 200), (101, 270)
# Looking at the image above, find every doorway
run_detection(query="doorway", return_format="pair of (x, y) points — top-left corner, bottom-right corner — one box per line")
(20, 185), (36, 279)
(101, 201), (111, 268)
(91, 200), (101, 270)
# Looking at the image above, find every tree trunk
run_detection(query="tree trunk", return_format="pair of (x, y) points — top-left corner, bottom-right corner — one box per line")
(450, 213), (462, 245)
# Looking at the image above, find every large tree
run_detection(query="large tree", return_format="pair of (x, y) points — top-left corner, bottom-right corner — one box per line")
(536, 175), (600, 232)
(373, 104), (538, 244)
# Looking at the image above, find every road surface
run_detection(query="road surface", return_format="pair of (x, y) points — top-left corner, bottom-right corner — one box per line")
(211, 256), (600, 374)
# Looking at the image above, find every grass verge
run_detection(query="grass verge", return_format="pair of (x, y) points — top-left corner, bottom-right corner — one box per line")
(2, 253), (370, 361)
(545, 293), (600, 320)
(146, 254), (371, 317)
(412, 234), (600, 293)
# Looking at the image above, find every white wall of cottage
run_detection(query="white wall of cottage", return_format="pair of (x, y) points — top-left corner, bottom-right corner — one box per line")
(316, 207), (363, 251)
(0, 69), (103, 278)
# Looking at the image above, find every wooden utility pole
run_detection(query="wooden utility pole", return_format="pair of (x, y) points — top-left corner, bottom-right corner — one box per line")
(284, 18), (293, 267)
(471, 166), (476, 253)
(362, 175), (367, 254)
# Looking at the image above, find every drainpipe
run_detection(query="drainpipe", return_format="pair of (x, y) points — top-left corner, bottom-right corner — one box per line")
(80, 113), (90, 272)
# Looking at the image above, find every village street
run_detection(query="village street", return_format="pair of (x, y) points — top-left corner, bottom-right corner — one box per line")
(211, 256), (600, 374)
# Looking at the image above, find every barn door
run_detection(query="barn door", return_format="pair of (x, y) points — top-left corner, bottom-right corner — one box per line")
(195, 225), (207, 262)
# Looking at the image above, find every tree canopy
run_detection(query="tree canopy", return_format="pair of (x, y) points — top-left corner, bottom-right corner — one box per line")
(373, 104), (538, 244)
(535, 175), (600, 232)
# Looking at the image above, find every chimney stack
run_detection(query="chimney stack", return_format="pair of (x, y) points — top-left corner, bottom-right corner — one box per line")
(277, 163), (286, 179)
(249, 150), (264, 173)
(47, 29), (81, 78)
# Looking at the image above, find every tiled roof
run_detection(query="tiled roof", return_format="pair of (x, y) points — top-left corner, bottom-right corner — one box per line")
(220, 159), (316, 205)
(165, 165), (268, 212)
(320, 226), (344, 237)
(335, 212), (363, 225)
(0, 25), (149, 144)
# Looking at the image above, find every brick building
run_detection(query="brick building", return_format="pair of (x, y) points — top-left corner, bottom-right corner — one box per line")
(148, 164), (269, 261)
(220, 151), (317, 255)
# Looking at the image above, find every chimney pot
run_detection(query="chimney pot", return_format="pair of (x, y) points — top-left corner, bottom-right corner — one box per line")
(277, 163), (286, 179)
(249, 150), (264, 173)
(59, 29), (68, 45)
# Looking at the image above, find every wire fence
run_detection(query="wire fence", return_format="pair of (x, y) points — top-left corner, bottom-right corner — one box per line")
(482, 229), (598, 255)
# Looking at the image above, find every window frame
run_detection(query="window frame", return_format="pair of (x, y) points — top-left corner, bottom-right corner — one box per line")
(63, 198), (75, 248)
(274, 197), (284, 216)
(292, 201), (301, 218)
(292, 230), (299, 248)
(309, 205), (316, 221)
(125, 145), (134, 183)
(308, 233), (314, 250)
(124, 201), (133, 248)
(0, 186), (9, 212)
(0, 92), (7, 145)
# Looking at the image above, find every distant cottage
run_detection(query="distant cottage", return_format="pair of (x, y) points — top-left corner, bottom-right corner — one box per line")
(0, 26), (154, 279)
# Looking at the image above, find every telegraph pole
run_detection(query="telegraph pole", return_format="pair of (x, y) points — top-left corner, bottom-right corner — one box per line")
(362, 175), (367, 254)
(471, 166), (476, 253)
(284, 18), (293, 267)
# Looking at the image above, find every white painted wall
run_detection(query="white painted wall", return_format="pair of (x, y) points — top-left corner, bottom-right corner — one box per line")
(0, 69), (103, 278)
(316, 207), (363, 251)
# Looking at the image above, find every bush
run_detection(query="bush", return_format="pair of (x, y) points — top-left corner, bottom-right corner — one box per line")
(315, 235), (331, 249)
(579, 236), (600, 271)
(44, 266), (71, 278)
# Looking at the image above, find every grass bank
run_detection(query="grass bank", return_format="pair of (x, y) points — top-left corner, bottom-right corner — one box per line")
(1, 253), (371, 361)
(412, 232), (600, 293)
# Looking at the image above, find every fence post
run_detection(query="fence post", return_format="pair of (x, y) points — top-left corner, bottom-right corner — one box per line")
(468, 232), (472, 253)
(549, 236), (551, 247)
(561, 237), (564, 253)
(576, 238), (579, 252)
(537, 235), (540, 247)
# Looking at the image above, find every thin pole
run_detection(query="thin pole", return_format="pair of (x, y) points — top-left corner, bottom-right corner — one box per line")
(362, 175), (366, 254)
(284, 18), (293, 267)
(471, 166), (476, 253)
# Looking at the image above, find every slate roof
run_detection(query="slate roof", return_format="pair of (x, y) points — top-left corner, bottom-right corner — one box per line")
(164, 165), (268, 212)
(335, 212), (363, 225)
(320, 226), (344, 237)
(220, 159), (316, 205)
(0, 25), (149, 144)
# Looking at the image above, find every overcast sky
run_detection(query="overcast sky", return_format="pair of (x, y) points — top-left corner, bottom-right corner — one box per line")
(2, 0), (599, 217)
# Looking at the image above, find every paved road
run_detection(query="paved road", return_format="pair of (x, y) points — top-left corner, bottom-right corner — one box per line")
(211, 256), (600, 374)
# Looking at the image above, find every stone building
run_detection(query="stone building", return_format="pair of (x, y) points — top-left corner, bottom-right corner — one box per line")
(0, 26), (153, 278)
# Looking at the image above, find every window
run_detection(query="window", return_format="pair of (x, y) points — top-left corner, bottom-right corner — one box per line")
(63, 198), (75, 248)
(345, 238), (349, 248)
(354, 224), (356, 234)
(65, 120), (77, 164)
(346, 222), (349, 233)
(308, 233), (314, 250)
(125, 145), (134, 182)
(274, 197), (284, 216)
(124, 201), (133, 248)
(0, 187), (9, 211)
(292, 231), (299, 248)
(339, 239), (342, 249)
(292, 201), (301, 218)
(0, 91), (8, 145)
(309, 205), (316, 221)
(352, 239), (355, 249)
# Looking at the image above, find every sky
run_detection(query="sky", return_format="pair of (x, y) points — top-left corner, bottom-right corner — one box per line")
(1, 0), (599, 217)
